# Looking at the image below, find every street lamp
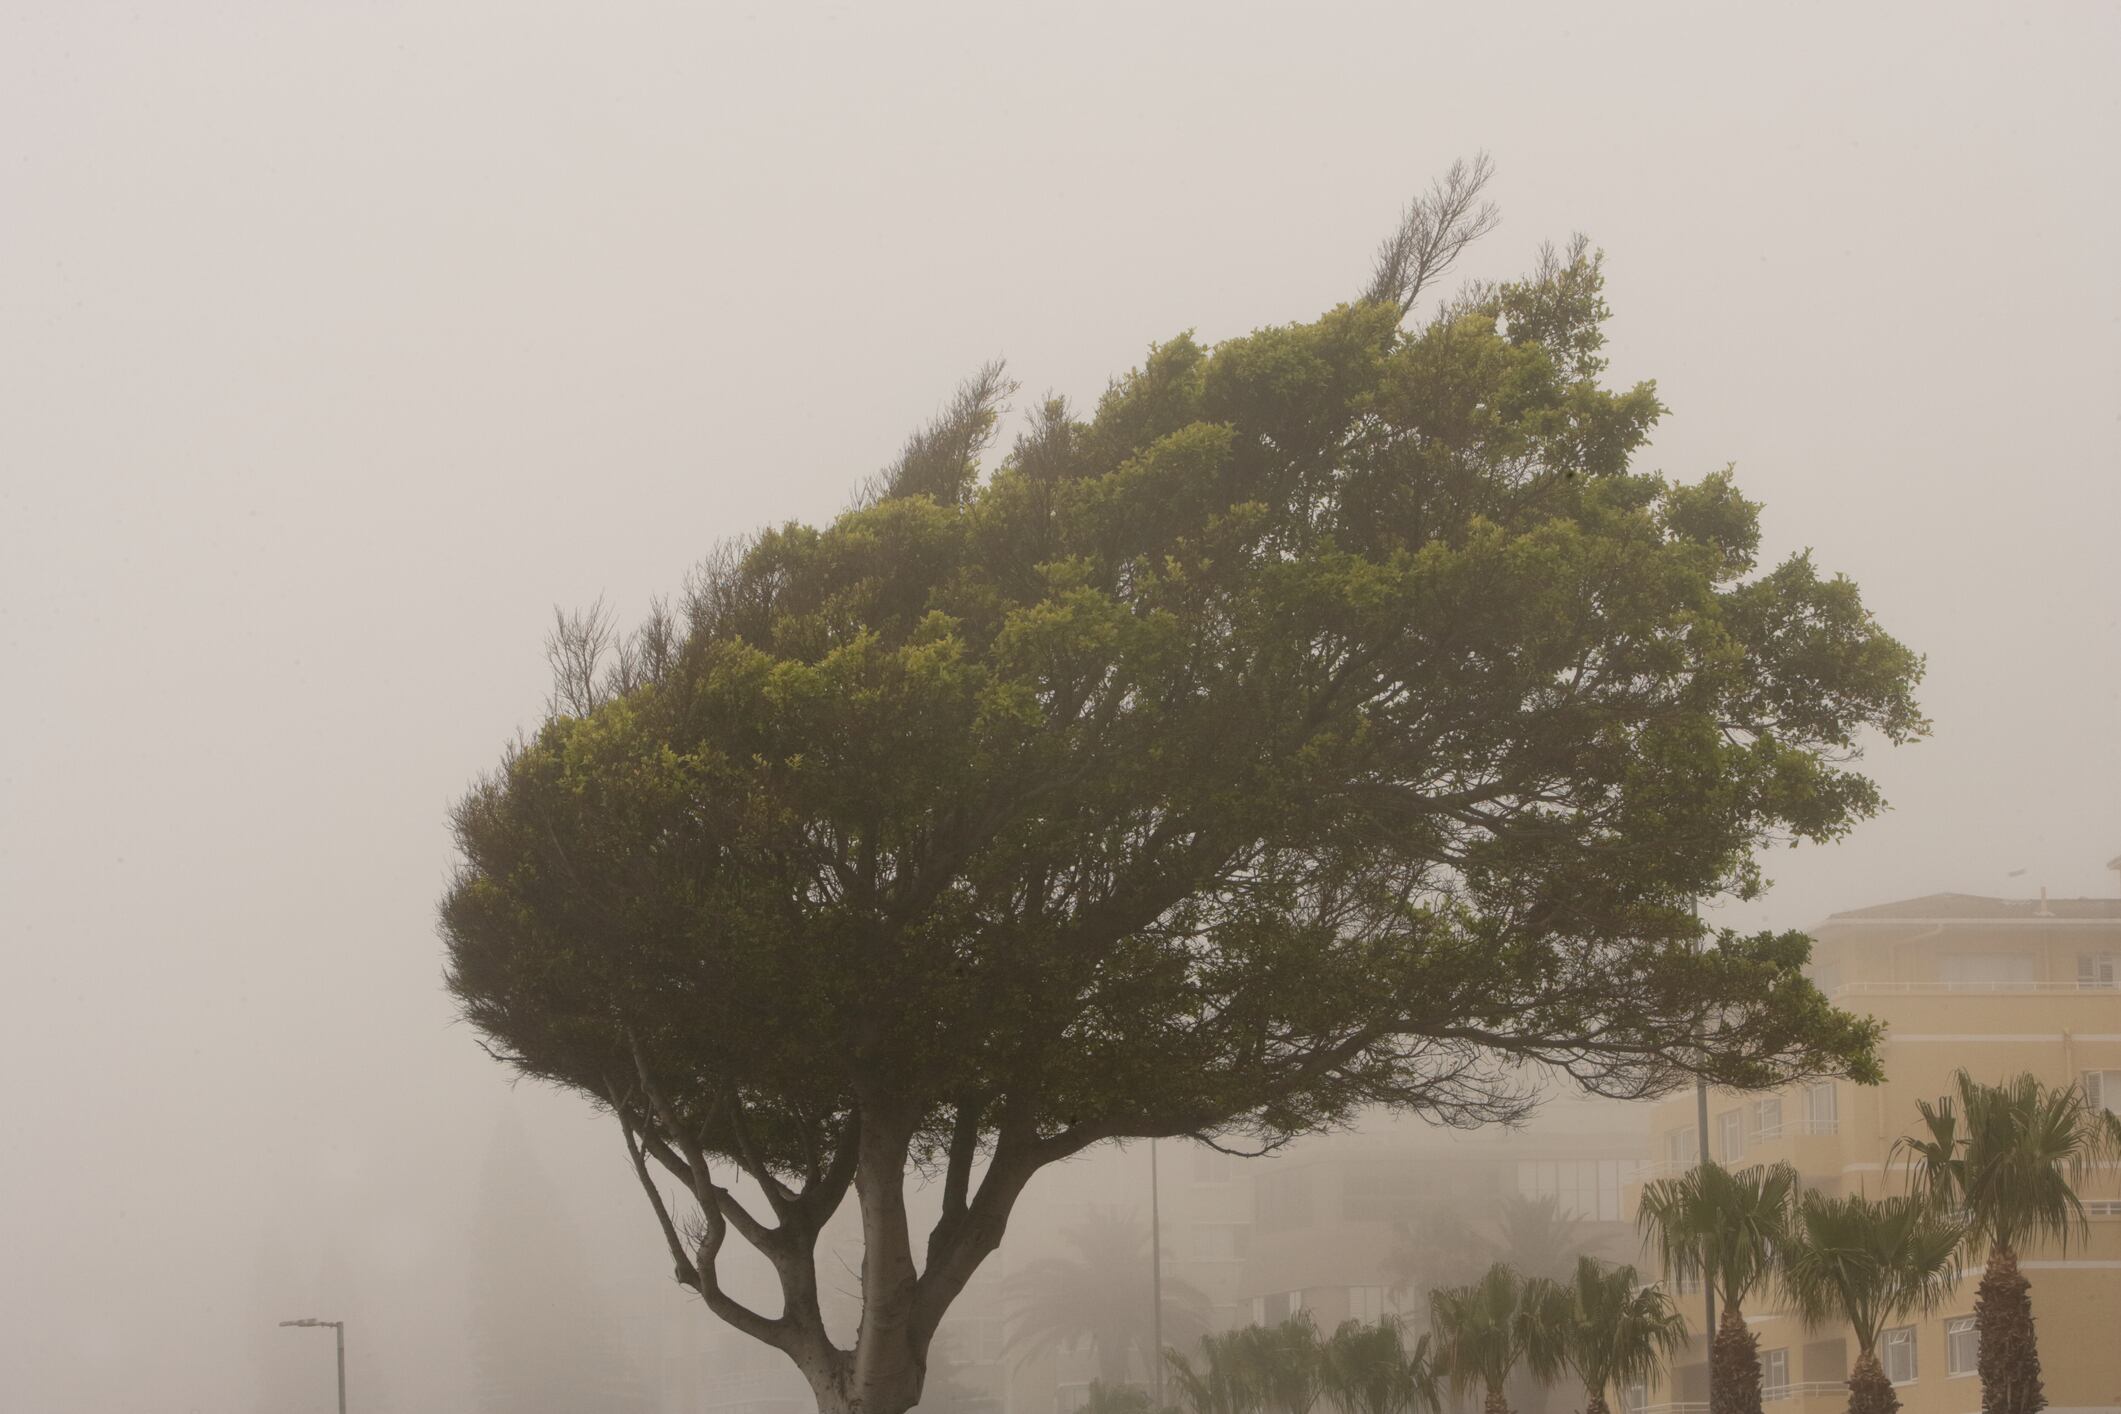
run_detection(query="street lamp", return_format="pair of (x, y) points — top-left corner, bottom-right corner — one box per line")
(279, 1318), (346, 1414)
(1150, 1139), (1165, 1411)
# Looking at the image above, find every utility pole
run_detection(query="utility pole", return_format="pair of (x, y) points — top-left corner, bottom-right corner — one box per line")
(1150, 1139), (1165, 1411)
(279, 1318), (346, 1414)
(1693, 892), (1717, 1412)
(1695, 1077), (1716, 1407)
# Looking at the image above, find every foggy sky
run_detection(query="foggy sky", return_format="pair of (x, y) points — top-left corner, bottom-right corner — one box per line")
(3, 3), (2117, 1410)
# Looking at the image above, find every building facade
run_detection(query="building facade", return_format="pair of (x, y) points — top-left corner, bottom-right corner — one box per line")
(1631, 891), (2121, 1414)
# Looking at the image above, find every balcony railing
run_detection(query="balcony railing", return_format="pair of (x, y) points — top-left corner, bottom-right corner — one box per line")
(1763, 1382), (1850, 1403)
(1832, 981), (2118, 996)
(1640, 1381), (1845, 1414)
(1754, 1119), (1840, 1139)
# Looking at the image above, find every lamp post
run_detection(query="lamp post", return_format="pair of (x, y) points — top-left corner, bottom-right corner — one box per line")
(279, 1318), (346, 1414)
(1150, 1139), (1165, 1411)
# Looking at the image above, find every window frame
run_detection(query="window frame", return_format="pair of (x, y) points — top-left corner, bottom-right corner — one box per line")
(1945, 1316), (1977, 1379)
(2083, 1069), (2120, 1115)
(1881, 1325), (1917, 1385)
(1718, 1108), (1745, 1162)
(1761, 1347), (1789, 1398)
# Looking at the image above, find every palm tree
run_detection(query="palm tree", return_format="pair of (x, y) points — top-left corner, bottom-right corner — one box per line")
(1893, 1070), (2121, 1414)
(1776, 1190), (1964, 1414)
(1386, 1193), (1592, 1330)
(1084, 1383), (1159, 1414)
(1490, 1195), (1597, 1283)
(1005, 1207), (1213, 1389)
(1635, 1160), (1800, 1414)
(1168, 1329), (1258, 1414)
(1548, 1258), (1689, 1414)
(1428, 1263), (1571, 1414)
(1237, 1315), (1327, 1414)
(1320, 1316), (1442, 1414)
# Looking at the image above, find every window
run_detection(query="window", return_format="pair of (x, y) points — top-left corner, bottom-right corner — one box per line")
(1191, 1146), (1234, 1184)
(1517, 1158), (1628, 1221)
(1622, 1382), (1647, 1414)
(1348, 1286), (1390, 1323)
(1719, 1109), (1745, 1162)
(1193, 1223), (1250, 1263)
(1812, 961), (1842, 994)
(1805, 1082), (1838, 1131)
(2081, 953), (2119, 989)
(1254, 1290), (1305, 1324)
(1762, 1348), (1789, 1399)
(2083, 1070), (2121, 1116)
(1946, 1317), (1977, 1378)
(1664, 1127), (1700, 1167)
(1753, 1097), (1784, 1139)
(1881, 1326), (1916, 1385)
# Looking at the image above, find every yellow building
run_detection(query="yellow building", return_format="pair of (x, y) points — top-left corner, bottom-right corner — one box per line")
(1632, 889), (2121, 1414)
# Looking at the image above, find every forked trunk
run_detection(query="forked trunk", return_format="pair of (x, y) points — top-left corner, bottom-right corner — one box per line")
(1845, 1351), (1899, 1414)
(1709, 1301), (1763, 1414)
(1975, 1243), (2045, 1414)
(1483, 1384), (1512, 1414)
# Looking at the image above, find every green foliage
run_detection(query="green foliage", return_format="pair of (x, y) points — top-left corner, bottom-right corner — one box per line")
(437, 166), (1925, 1412)
(1167, 1330), (1255, 1414)
(1427, 1263), (1570, 1404)
(1895, 1069), (2121, 1257)
(445, 247), (1915, 1181)
(1636, 1161), (1800, 1316)
(1777, 1190), (1964, 1357)
(1166, 1317), (1330, 1414)
(1321, 1316), (1441, 1414)
(1547, 1258), (1689, 1409)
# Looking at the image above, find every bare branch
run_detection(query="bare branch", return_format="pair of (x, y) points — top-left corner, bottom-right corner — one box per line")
(1362, 153), (1501, 319)
(545, 597), (616, 717)
(860, 360), (1019, 507)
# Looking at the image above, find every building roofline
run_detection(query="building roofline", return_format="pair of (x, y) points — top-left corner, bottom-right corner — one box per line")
(1815, 916), (2121, 930)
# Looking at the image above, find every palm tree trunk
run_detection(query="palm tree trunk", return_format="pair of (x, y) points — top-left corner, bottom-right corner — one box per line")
(1484, 1385), (1513, 1414)
(1845, 1351), (1898, 1414)
(1585, 1391), (1612, 1414)
(1709, 1303), (1762, 1414)
(1975, 1242), (2045, 1414)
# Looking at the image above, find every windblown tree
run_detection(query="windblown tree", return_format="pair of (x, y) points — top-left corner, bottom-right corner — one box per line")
(441, 156), (1923, 1414)
(1428, 1264), (1570, 1414)
(1489, 1195), (1597, 1284)
(1777, 1191), (1964, 1414)
(1237, 1315), (1329, 1414)
(1548, 1258), (1688, 1414)
(1387, 1191), (1595, 1333)
(1636, 1161), (1800, 1414)
(1893, 1071), (2121, 1414)
(1001, 1207), (1210, 1388)
(1321, 1316), (1442, 1414)
(1168, 1329), (1258, 1414)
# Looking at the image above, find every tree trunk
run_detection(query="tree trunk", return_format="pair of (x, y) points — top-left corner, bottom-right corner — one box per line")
(1585, 1391), (1612, 1414)
(1845, 1351), (1898, 1414)
(1975, 1242), (2045, 1414)
(1709, 1302), (1762, 1414)
(1484, 1384), (1513, 1414)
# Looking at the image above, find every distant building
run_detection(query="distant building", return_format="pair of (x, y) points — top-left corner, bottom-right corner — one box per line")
(1630, 888), (2121, 1414)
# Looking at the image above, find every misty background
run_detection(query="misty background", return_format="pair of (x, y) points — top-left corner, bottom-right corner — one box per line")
(2, 3), (2115, 1411)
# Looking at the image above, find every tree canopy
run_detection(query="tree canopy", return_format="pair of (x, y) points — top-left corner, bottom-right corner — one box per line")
(440, 159), (1923, 1414)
